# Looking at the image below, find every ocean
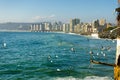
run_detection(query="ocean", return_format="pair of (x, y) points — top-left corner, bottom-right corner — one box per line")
(0, 32), (116, 80)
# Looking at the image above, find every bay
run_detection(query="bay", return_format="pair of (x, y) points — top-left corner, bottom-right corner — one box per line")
(0, 32), (116, 80)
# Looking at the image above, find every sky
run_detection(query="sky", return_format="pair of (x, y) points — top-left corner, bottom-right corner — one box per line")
(0, 0), (118, 23)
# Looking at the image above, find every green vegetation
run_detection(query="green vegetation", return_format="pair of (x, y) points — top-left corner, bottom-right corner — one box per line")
(99, 26), (117, 39)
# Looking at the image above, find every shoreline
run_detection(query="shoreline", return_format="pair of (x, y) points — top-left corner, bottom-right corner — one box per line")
(0, 31), (117, 41)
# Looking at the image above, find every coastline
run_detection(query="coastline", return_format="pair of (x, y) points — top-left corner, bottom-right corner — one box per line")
(0, 31), (117, 41)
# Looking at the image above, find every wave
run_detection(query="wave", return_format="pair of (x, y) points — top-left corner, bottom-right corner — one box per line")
(52, 76), (113, 80)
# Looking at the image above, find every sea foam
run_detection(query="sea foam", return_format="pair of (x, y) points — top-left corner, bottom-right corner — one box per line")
(53, 76), (113, 80)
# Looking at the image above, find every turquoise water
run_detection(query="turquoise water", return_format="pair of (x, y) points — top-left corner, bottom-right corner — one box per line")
(0, 32), (116, 80)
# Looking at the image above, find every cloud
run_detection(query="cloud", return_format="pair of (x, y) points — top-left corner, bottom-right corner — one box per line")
(32, 14), (56, 21)
(49, 14), (56, 18)
(33, 16), (42, 20)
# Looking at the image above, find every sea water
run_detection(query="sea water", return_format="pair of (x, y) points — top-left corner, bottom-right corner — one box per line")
(0, 32), (116, 80)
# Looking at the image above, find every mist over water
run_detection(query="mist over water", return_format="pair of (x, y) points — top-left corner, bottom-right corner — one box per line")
(0, 32), (116, 80)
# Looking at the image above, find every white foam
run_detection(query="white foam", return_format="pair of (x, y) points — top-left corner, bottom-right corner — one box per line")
(53, 76), (113, 80)
(83, 76), (113, 80)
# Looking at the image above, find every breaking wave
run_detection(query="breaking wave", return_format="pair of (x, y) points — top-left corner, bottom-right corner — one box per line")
(53, 76), (113, 80)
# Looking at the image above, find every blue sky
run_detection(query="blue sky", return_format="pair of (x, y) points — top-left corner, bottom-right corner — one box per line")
(0, 0), (117, 23)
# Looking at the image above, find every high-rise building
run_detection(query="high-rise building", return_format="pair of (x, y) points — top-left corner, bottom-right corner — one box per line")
(74, 24), (81, 33)
(36, 24), (39, 31)
(63, 24), (70, 33)
(106, 23), (112, 28)
(99, 19), (106, 26)
(92, 20), (99, 32)
(92, 19), (107, 32)
(44, 23), (50, 31)
(41, 23), (45, 31)
(52, 22), (59, 31)
(81, 23), (88, 33)
(44, 22), (52, 31)
(58, 21), (63, 31)
(99, 19), (107, 32)
(92, 20), (99, 28)
(33, 24), (36, 31)
(30, 24), (33, 31)
(70, 18), (80, 32)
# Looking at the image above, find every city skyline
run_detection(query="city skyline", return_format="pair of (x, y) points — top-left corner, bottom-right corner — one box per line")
(0, 0), (117, 23)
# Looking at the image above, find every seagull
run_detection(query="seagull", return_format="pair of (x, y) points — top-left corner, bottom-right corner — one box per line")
(97, 53), (99, 56)
(3, 42), (6, 47)
(48, 55), (51, 59)
(50, 60), (53, 63)
(55, 55), (58, 58)
(103, 53), (106, 57)
(89, 51), (93, 54)
(71, 48), (75, 52)
(57, 69), (61, 71)
(2, 42), (6, 48)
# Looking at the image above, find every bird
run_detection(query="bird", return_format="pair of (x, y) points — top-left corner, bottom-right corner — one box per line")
(57, 69), (61, 71)
(89, 51), (93, 54)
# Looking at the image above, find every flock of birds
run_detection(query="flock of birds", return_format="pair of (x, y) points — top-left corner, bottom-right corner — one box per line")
(47, 47), (76, 72)
(46, 45), (113, 71)
(1, 38), (115, 71)
(89, 45), (112, 59)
